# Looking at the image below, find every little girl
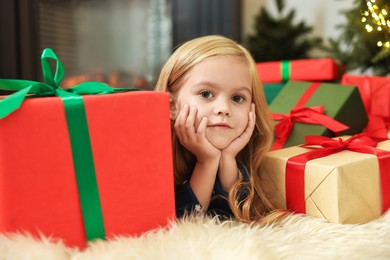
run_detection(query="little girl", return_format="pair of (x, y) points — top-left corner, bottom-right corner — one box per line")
(155, 35), (285, 223)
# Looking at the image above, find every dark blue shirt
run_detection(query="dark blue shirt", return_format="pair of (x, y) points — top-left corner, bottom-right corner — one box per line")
(174, 161), (249, 218)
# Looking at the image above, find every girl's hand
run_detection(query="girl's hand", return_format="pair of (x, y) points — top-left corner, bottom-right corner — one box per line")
(221, 103), (256, 158)
(174, 104), (221, 162)
(218, 104), (255, 192)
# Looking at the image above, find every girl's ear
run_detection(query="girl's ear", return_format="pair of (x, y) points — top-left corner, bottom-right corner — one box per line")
(170, 94), (178, 120)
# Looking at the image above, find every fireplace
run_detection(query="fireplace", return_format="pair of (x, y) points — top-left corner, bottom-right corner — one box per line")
(39, 0), (172, 90)
(0, 0), (241, 90)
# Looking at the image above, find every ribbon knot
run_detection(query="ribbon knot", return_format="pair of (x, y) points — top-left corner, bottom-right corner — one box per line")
(272, 106), (349, 150)
(320, 138), (348, 148)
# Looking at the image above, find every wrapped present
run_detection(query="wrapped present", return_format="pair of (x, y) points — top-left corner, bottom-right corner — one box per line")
(260, 134), (390, 224)
(269, 81), (368, 149)
(341, 74), (390, 140)
(263, 83), (285, 104)
(0, 49), (175, 248)
(256, 58), (339, 84)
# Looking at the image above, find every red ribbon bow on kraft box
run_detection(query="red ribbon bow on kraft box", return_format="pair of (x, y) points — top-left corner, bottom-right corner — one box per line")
(260, 133), (390, 224)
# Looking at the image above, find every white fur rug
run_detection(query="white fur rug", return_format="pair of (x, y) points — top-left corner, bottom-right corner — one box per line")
(1, 211), (390, 260)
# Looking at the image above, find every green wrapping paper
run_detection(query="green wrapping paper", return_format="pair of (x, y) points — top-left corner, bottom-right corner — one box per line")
(263, 83), (286, 104)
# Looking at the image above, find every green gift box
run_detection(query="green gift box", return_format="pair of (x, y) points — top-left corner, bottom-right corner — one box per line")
(269, 81), (368, 149)
(263, 83), (286, 104)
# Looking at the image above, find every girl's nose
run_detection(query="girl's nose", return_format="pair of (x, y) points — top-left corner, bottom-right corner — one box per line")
(214, 99), (231, 116)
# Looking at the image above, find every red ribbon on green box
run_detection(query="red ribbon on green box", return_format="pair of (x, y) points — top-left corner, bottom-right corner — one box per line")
(285, 134), (390, 214)
(0, 48), (137, 243)
(271, 82), (349, 150)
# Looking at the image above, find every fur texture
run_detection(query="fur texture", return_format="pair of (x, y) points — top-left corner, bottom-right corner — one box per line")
(1, 211), (390, 259)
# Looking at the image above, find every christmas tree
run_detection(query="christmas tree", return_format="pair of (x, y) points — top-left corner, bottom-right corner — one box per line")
(324, 0), (390, 76)
(245, 0), (322, 62)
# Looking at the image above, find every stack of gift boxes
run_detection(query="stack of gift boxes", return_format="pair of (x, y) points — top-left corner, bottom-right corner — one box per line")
(0, 49), (176, 248)
(257, 58), (390, 224)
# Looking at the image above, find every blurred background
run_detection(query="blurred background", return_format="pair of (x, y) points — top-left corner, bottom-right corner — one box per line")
(0, 0), (388, 90)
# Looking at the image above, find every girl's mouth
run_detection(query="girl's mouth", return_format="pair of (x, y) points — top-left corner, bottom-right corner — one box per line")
(208, 123), (231, 128)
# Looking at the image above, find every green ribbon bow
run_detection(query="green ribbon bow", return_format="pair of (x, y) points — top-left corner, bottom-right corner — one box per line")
(0, 48), (137, 242)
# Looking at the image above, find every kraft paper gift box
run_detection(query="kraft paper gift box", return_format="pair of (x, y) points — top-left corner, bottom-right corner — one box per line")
(269, 81), (368, 149)
(341, 74), (390, 140)
(256, 58), (339, 84)
(0, 48), (175, 248)
(263, 83), (285, 104)
(260, 135), (390, 224)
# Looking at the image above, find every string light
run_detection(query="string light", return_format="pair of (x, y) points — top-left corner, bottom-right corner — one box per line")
(365, 24), (374, 32)
(361, 0), (390, 48)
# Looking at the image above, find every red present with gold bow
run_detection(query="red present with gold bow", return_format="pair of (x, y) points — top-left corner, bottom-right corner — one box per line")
(269, 81), (368, 150)
(260, 134), (390, 224)
(256, 58), (339, 84)
(341, 74), (390, 140)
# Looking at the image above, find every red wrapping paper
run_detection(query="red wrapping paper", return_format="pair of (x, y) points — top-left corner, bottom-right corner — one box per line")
(0, 91), (175, 248)
(256, 58), (339, 84)
(341, 74), (390, 140)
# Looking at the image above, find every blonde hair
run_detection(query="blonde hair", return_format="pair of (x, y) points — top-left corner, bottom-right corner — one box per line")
(155, 35), (288, 224)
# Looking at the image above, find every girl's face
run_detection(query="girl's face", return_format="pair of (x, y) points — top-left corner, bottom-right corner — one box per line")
(172, 56), (253, 149)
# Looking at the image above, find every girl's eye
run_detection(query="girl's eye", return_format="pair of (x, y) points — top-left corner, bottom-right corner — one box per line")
(232, 95), (245, 103)
(200, 91), (214, 99)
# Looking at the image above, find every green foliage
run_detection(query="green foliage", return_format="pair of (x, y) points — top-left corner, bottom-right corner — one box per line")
(245, 0), (322, 62)
(322, 0), (390, 76)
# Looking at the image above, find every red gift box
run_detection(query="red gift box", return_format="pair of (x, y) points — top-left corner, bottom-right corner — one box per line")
(0, 91), (175, 248)
(256, 58), (339, 84)
(341, 74), (390, 140)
